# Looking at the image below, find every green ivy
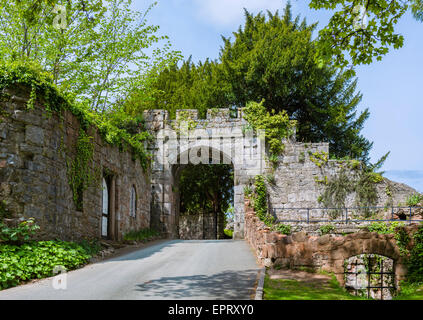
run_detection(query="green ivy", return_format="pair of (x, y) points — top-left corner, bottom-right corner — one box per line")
(66, 129), (95, 211)
(309, 151), (329, 168)
(251, 175), (275, 227)
(406, 225), (423, 283)
(0, 60), (152, 171)
(243, 100), (294, 164)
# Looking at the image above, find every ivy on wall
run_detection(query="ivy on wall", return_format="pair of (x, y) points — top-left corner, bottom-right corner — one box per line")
(66, 129), (96, 211)
(246, 175), (275, 227)
(0, 60), (152, 170)
(243, 100), (294, 164)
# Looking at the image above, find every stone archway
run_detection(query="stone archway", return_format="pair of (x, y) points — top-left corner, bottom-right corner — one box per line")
(144, 108), (267, 239)
(171, 154), (234, 240)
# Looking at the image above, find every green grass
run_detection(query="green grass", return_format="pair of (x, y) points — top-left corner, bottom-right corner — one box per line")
(123, 228), (160, 242)
(263, 274), (368, 300)
(393, 282), (423, 300)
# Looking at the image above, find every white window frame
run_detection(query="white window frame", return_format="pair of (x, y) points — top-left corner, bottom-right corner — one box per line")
(130, 186), (137, 218)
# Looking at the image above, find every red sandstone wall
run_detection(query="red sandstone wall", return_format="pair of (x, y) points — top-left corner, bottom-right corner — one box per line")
(244, 200), (417, 286)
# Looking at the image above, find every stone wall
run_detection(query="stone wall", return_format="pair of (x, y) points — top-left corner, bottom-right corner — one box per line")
(244, 200), (417, 288)
(178, 212), (225, 240)
(143, 108), (266, 239)
(266, 140), (419, 223)
(0, 86), (151, 241)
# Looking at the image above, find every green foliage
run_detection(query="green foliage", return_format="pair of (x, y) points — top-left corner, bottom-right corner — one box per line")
(0, 61), (153, 171)
(394, 281), (423, 300)
(319, 224), (335, 236)
(309, 151), (329, 168)
(123, 228), (160, 242)
(252, 175), (274, 227)
(364, 221), (405, 235)
(319, 154), (389, 217)
(406, 193), (423, 207)
(67, 129), (95, 210)
(243, 100), (293, 157)
(407, 225), (423, 283)
(146, 4), (373, 162)
(179, 164), (233, 219)
(309, 0), (422, 70)
(224, 229), (234, 238)
(0, 240), (97, 290)
(273, 223), (292, 235)
(0, 218), (40, 244)
(0, 0), (181, 112)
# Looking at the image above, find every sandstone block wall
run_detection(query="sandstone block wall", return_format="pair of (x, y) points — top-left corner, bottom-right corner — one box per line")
(0, 86), (151, 241)
(244, 200), (416, 288)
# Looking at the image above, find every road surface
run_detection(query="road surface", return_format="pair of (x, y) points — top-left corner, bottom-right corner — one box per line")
(0, 240), (261, 300)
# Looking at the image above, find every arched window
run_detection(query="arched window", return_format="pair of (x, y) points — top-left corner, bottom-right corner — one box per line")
(130, 186), (137, 218)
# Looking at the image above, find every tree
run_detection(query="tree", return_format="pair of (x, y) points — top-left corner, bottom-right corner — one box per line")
(144, 4), (373, 161)
(0, 0), (180, 112)
(179, 164), (233, 239)
(309, 0), (423, 71)
(124, 57), (231, 119)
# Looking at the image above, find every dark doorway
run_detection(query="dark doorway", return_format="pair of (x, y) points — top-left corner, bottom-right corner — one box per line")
(177, 164), (234, 240)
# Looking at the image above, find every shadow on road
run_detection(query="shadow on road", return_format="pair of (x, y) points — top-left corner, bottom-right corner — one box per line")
(134, 269), (259, 300)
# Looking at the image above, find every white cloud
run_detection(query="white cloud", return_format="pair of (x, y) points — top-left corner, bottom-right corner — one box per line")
(193, 0), (287, 28)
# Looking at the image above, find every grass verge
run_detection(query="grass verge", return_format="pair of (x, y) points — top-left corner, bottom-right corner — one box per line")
(263, 273), (367, 300)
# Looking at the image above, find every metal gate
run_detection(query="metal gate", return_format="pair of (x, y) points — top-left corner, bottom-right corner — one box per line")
(344, 254), (396, 300)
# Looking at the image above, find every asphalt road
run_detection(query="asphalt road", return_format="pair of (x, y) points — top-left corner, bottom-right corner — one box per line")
(0, 240), (261, 300)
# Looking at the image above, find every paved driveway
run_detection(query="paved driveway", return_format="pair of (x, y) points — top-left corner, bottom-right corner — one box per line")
(0, 240), (260, 300)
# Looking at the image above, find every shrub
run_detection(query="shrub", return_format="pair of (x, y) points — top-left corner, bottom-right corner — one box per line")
(364, 221), (405, 235)
(273, 223), (292, 235)
(224, 229), (233, 238)
(406, 193), (423, 207)
(0, 218), (40, 244)
(0, 240), (98, 290)
(319, 224), (335, 236)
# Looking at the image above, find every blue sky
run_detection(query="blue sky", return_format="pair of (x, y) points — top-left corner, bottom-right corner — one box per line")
(134, 0), (422, 192)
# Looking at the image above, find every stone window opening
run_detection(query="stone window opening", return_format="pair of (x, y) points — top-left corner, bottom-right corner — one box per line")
(344, 254), (395, 300)
(130, 185), (137, 218)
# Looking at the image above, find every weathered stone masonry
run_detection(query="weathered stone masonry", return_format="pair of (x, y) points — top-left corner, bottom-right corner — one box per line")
(0, 86), (150, 241)
(0, 84), (420, 242)
(244, 200), (415, 289)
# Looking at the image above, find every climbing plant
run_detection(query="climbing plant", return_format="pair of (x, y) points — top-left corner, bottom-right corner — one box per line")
(248, 175), (275, 227)
(243, 101), (294, 164)
(0, 61), (153, 170)
(318, 153), (388, 218)
(66, 129), (95, 211)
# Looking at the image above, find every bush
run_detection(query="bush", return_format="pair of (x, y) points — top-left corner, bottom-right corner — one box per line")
(273, 223), (292, 235)
(0, 241), (98, 290)
(319, 224), (335, 236)
(224, 229), (233, 238)
(406, 193), (423, 207)
(0, 218), (40, 244)
(364, 221), (405, 235)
